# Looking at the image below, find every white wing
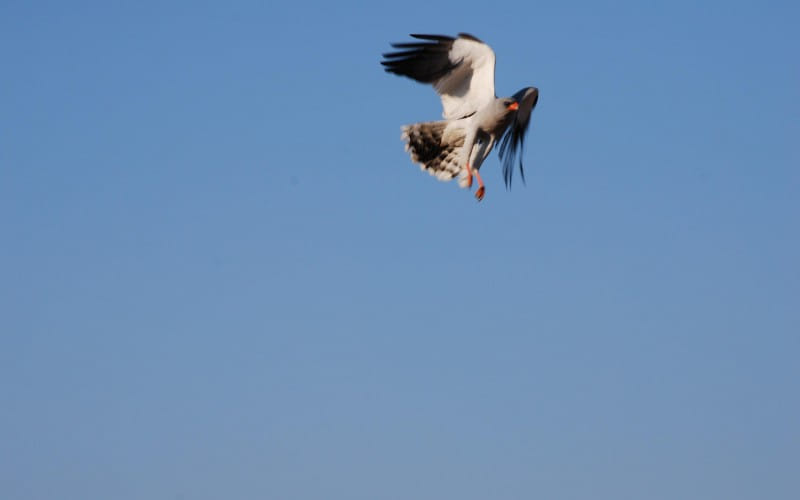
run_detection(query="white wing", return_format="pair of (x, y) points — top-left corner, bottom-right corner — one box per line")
(382, 33), (496, 120)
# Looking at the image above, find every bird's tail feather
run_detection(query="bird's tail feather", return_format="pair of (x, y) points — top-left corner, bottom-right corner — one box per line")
(401, 121), (467, 186)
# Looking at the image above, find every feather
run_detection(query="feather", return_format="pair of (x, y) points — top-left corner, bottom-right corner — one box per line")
(498, 87), (538, 188)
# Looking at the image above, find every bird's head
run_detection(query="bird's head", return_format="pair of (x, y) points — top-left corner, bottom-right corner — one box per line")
(502, 98), (519, 112)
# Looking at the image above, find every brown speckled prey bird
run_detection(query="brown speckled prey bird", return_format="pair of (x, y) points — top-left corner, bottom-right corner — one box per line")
(381, 33), (539, 201)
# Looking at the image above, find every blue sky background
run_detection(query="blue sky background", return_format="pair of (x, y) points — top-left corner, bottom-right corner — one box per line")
(2, 1), (798, 498)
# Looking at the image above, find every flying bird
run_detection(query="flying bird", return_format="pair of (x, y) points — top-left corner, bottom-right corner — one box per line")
(381, 33), (539, 201)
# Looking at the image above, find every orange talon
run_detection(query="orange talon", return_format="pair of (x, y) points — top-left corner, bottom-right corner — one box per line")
(474, 169), (485, 202)
(465, 163), (473, 188)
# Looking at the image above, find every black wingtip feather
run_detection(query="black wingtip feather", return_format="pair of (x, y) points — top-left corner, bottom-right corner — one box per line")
(390, 42), (435, 49)
(380, 35), (459, 84)
(410, 34), (455, 41)
(498, 87), (539, 189)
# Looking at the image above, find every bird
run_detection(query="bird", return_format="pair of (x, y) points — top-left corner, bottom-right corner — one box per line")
(381, 33), (539, 201)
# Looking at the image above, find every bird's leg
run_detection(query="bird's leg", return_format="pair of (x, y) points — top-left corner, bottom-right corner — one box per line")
(462, 132), (477, 190)
(474, 169), (485, 201)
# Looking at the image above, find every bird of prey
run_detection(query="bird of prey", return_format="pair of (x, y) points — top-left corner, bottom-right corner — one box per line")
(381, 33), (539, 201)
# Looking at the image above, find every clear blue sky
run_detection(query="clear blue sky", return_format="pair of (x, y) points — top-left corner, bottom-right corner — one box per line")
(2, 1), (798, 498)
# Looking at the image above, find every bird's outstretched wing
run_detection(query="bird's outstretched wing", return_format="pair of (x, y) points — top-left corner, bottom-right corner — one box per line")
(381, 33), (496, 120)
(498, 86), (539, 187)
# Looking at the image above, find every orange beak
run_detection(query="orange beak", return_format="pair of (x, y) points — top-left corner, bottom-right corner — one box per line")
(507, 102), (519, 111)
